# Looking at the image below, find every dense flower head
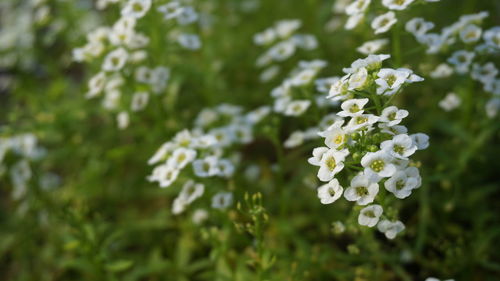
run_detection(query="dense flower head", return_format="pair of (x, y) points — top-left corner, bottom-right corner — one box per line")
(309, 54), (428, 238)
(73, 0), (203, 129)
(147, 103), (270, 214)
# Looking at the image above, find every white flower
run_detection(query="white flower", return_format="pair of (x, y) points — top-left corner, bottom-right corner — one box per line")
(274, 19), (302, 38)
(292, 34), (318, 50)
(381, 134), (417, 160)
(308, 147), (329, 166)
(345, 0), (371, 16)
(484, 79), (500, 95)
(157, 2), (183, 20)
(348, 67), (369, 90)
(410, 133), (430, 150)
(471, 62), (498, 84)
(439, 92), (461, 111)
(361, 150), (396, 178)
(167, 147), (197, 169)
(321, 128), (348, 149)
(172, 197), (187, 215)
(382, 0), (414, 10)
(358, 204), (383, 227)
(338, 98), (369, 117)
(384, 166), (421, 199)
(343, 54), (390, 74)
(379, 106), (408, 126)
(102, 48), (128, 72)
(217, 159), (235, 177)
(377, 219), (405, 239)
(246, 106), (271, 124)
(290, 68), (317, 86)
(193, 156), (220, 177)
(483, 26), (500, 49)
(375, 68), (409, 95)
(86, 72), (106, 98)
(379, 124), (408, 136)
(344, 173), (379, 205)
(268, 40), (296, 61)
(212, 192), (233, 209)
(459, 24), (482, 44)
(148, 142), (174, 165)
(345, 114), (379, 132)
(405, 18), (434, 37)
(284, 100), (311, 116)
(121, 0), (151, 18)
(315, 77), (340, 93)
(345, 14), (364, 30)
(371, 12), (397, 34)
(485, 98), (500, 118)
(327, 75), (349, 100)
(356, 39), (388, 55)
(131, 91), (149, 111)
(430, 63), (454, 79)
(149, 164), (180, 188)
(317, 148), (349, 182)
(192, 209), (208, 224)
(117, 111), (129, 130)
(448, 50), (475, 74)
(176, 6), (198, 25)
(317, 178), (343, 204)
(180, 180), (205, 204)
(178, 33), (201, 50)
(260, 65), (280, 82)
(425, 277), (455, 281)
(284, 131), (305, 148)
(254, 28), (276, 46)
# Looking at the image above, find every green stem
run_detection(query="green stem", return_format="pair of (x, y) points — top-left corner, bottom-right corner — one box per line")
(392, 24), (402, 68)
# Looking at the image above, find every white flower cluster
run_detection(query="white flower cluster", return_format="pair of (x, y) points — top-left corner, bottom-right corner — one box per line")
(0, 0), (91, 70)
(0, 134), (46, 200)
(147, 104), (270, 213)
(157, 1), (202, 50)
(272, 60), (336, 117)
(308, 54), (429, 239)
(254, 19), (318, 82)
(406, 12), (500, 117)
(73, 0), (203, 129)
(343, 0), (439, 33)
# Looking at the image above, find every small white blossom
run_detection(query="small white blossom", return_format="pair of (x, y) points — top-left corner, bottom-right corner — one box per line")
(358, 204), (383, 227)
(317, 149), (349, 182)
(439, 92), (461, 111)
(317, 179), (343, 204)
(361, 150), (396, 178)
(344, 173), (379, 205)
(102, 48), (128, 72)
(284, 100), (311, 116)
(448, 50), (475, 74)
(381, 134), (417, 160)
(371, 12), (397, 34)
(338, 98), (369, 117)
(377, 219), (405, 239)
(131, 91), (149, 111)
(430, 63), (454, 79)
(193, 156), (220, 177)
(410, 133), (430, 150)
(385, 167), (421, 199)
(212, 192), (233, 209)
(356, 39), (388, 55)
(379, 106), (409, 126)
(459, 24), (482, 44)
(121, 0), (151, 18)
